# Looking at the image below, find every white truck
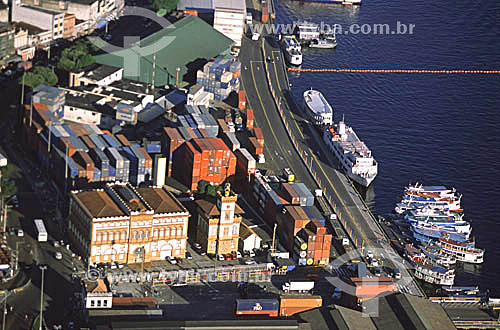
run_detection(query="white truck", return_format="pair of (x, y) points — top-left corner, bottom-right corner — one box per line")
(282, 280), (315, 293)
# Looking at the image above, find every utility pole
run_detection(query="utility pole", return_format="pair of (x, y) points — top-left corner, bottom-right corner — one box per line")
(39, 265), (47, 330)
(271, 223), (277, 253)
(1, 290), (9, 330)
(20, 73), (25, 105)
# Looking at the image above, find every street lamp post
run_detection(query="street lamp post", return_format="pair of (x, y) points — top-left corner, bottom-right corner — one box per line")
(175, 67), (180, 88)
(2, 290), (9, 330)
(39, 265), (47, 330)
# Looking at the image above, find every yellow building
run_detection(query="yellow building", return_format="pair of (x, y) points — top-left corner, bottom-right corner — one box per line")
(68, 183), (190, 265)
(196, 184), (243, 255)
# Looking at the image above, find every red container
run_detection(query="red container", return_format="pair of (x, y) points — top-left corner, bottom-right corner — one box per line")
(253, 127), (264, 145)
(80, 135), (96, 149)
(238, 90), (246, 110)
(246, 109), (254, 130)
(261, 7), (269, 23)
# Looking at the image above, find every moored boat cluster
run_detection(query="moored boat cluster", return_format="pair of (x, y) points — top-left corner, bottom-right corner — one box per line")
(393, 183), (484, 286)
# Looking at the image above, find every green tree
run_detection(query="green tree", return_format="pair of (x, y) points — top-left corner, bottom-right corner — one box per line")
(57, 40), (96, 72)
(151, 0), (179, 13)
(197, 180), (209, 194)
(206, 185), (217, 197)
(20, 66), (58, 89)
(1, 164), (18, 198)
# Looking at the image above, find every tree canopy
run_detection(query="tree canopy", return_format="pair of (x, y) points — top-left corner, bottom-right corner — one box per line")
(151, 0), (179, 13)
(57, 40), (97, 72)
(19, 66), (58, 89)
(1, 164), (18, 198)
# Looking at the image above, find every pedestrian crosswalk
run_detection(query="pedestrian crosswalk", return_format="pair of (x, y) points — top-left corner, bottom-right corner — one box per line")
(330, 267), (354, 278)
(396, 283), (411, 294)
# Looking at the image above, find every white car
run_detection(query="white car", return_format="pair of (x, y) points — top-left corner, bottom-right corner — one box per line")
(245, 260), (256, 265)
(252, 32), (260, 41)
(249, 250), (256, 258)
(235, 251), (242, 259)
(167, 256), (177, 264)
(217, 254), (225, 261)
(17, 229), (24, 237)
(55, 252), (63, 260)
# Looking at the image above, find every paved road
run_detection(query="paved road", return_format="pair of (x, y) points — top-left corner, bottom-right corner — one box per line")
(241, 26), (425, 297)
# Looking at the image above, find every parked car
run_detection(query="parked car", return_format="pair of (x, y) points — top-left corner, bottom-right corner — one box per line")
(374, 267), (382, 277)
(167, 256), (177, 264)
(224, 254), (233, 261)
(393, 268), (401, 279)
(186, 252), (193, 260)
(53, 241), (60, 247)
(235, 251), (242, 259)
(249, 250), (256, 258)
(244, 260), (256, 265)
(217, 254), (225, 261)
(55, 252), (63, 260)
(17, 229), (24, 237)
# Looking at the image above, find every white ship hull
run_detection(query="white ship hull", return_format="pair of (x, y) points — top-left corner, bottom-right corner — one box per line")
(303, 89), (333, 126)
(284, 51), (302, 66)
(348, 171), (376, 187)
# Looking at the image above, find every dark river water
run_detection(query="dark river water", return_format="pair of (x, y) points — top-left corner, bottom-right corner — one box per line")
(274, 0), (500, 293)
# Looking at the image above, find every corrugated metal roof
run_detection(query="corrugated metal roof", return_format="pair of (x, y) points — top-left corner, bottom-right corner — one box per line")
(95, 16), (234, 86)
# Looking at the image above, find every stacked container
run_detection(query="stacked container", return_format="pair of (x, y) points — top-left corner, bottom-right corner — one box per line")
(222, 132), (240, 152)
(238, 90), (246, 110)
(89, 148), (110, 180)
(234, 148), (256, 177)
(177, 137), (237, 191)
(246, 109), (254, 130)
(196, 56), (241, 101)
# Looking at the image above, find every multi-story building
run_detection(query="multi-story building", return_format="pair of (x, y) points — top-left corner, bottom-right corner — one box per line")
(195, 184), (242, 255)
(12, 2), (65, 42)
(63, 13), (75, 39)
(20, 0), (121, 23)
(0, 23), (15, 64)
(68, 183), (190, 265)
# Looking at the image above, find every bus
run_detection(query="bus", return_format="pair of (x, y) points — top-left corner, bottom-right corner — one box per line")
(34, 219), (48, 242)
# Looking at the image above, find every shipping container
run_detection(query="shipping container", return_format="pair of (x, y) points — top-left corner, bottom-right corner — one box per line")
(87, 134), (106, 150)
(102, 134), (121, 148)
(80, 135), (96, 149)
(235, 299), (279, 317)
(282, 183), (300, 205)
(68, 136), (89, 152)
(279, 296), (322, 317)
(115, 134), (131, 147)
(238, 90), (246, 110)
(246, 109), (254, 130)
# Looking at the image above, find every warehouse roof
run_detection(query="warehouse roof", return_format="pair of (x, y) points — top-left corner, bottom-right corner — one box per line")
(136, 187), (188, 214)
(94, 16), (234, 86)
(178, 0), (246, 11)
(73, 190), (126, 218)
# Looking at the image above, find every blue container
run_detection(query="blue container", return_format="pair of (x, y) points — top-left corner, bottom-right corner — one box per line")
(109, 166), (116, 177)
(88, 134), (107, 150)
(102, 134), (120, 148)
(146, 143), (161, 153)
(93, 167), (101, 181)
(68, 136), (89, 152)
(62, 125), (77, 137)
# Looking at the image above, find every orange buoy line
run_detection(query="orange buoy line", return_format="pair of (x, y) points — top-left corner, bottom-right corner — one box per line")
(287, 68), (500, 74)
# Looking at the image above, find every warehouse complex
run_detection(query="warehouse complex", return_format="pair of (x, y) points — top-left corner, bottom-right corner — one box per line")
(95, 16), (235, 86)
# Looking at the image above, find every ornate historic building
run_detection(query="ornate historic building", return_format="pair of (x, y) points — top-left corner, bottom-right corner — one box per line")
(68, 183), (189, 264)
(196, 184), (243, 255)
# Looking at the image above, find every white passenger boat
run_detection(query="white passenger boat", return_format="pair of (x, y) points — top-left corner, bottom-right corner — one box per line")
(303, 89), (333, 126)
(280, 35), (302, 66)
(436, 238), (484, 264)
(309, 38), (337, 49)
(323, 119), (377, 187)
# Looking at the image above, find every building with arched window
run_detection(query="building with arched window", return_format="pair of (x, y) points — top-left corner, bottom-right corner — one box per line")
(68, 183), (190, 265)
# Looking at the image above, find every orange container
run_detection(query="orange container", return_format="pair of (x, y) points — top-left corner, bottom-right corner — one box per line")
(238, 90), (246, 110)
